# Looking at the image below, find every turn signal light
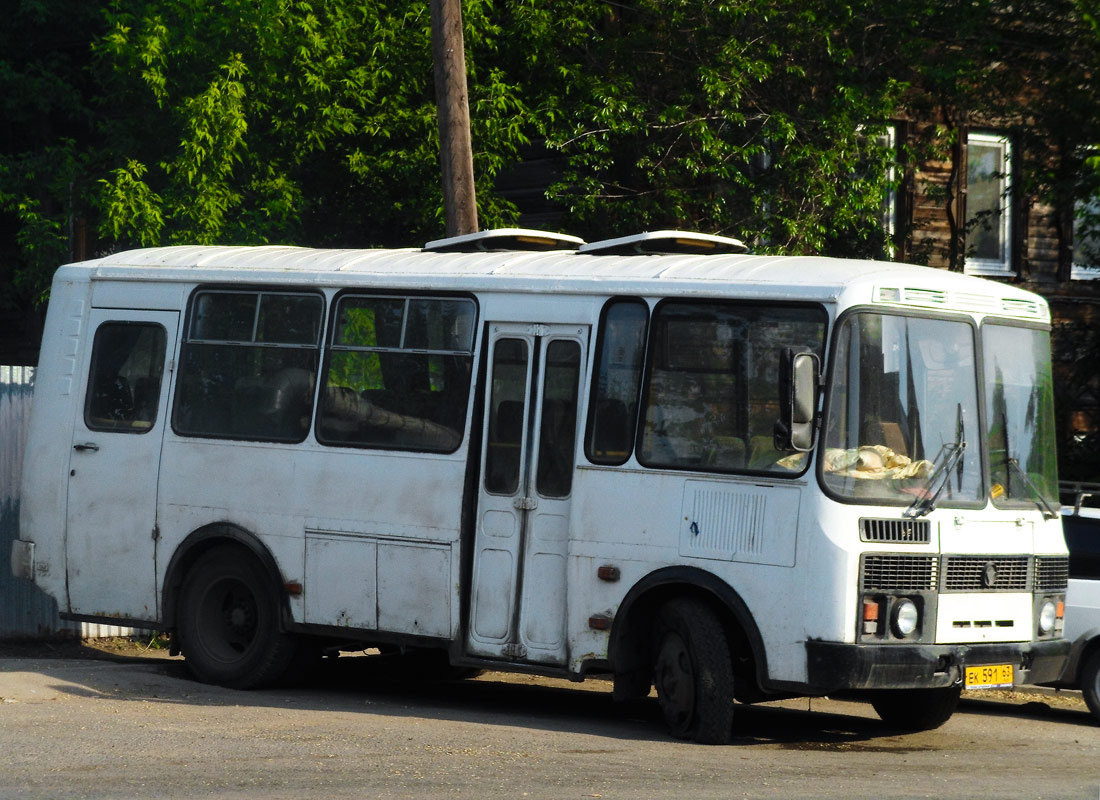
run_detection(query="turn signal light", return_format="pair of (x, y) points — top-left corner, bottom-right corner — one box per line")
(862, 599), (880, 634)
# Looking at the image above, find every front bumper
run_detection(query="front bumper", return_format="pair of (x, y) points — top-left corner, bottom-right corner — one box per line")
(806, 638), (1070, 692)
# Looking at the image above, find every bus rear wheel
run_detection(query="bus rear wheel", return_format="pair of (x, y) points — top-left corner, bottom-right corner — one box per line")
(178, 547), (298, 689)
(869, 684), (962, 731)
(652, 597), (735, 744)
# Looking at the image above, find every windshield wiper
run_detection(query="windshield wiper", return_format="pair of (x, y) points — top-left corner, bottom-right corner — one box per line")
(905, 403), (967, 519)
(1004, 457), (1059, 520)
(904, 439), (967, 518)
(999, 409), (1058, 519)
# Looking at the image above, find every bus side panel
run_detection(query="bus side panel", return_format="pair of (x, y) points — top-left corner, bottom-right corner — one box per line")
(155, 438), (468, 640)
(566, 466), (809, 682)
(16, 271), (91, 608)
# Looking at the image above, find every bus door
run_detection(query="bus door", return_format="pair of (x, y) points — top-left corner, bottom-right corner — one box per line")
(66, 309), (178, 620)
(467, 323), (587, 666)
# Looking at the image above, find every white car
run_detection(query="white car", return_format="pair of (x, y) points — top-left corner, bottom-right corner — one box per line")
(1056, 496), (1100, 721)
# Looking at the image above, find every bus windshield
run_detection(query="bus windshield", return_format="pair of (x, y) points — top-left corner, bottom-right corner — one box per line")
(822, 312), (984, 508)
(982, 324), (1059, 514)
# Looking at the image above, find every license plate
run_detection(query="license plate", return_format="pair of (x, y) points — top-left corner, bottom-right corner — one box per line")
(964, 663), (1014, 689)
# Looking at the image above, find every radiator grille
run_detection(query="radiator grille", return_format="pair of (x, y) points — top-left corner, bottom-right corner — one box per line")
(861, 554), (937, 591)
(860, 518), (931, 544)
(861, 554), (1068, 594)
(943, 556), (1029, 591)
(1035, 556), (1069, 591)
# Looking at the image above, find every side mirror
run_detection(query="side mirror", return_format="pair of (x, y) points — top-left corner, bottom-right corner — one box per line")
(775, 349), (820, 453)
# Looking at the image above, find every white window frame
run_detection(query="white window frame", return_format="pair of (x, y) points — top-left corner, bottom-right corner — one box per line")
(1071, 194), (1100, 280)
(964, 132), (1013, 276)
(881, 126), (898, 259)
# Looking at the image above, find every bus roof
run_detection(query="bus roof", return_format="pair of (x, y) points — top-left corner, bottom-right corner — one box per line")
(64, 243), (1050, 323)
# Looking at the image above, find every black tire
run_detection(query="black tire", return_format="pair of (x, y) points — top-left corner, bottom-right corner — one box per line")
(870, 685), (962, 731)
(1080, 648), (1100, 723)
(651, 597), (735, 744)
(177, 546), (298, 689)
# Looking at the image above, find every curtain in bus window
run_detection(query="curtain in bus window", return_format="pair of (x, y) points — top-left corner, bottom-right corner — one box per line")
(638, 302), (827, 474)
(84, 323), (167, 433)
(173, 291), (323, 442)
(318, 295), (475, 453)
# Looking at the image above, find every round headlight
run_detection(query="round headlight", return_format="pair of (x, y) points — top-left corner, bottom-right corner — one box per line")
(1038, 600), (1057, 635)
(892, 598), (919, 638)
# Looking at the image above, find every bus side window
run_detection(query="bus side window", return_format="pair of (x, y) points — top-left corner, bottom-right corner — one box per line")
(173, 291), (323, 442)
(84, 323), (167, 433)
(638, 301), (827, 475)
(585, 299), (648, 465)
(318, 295), (475, 453)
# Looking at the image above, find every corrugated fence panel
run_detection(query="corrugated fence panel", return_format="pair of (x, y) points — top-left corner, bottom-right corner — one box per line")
(1, 366), (141, 641)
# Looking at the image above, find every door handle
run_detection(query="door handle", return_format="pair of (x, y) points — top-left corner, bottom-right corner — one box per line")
(73, 443), (100, 452)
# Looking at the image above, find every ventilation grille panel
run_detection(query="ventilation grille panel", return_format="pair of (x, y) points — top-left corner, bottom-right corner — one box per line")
(860, 518), (931, 544)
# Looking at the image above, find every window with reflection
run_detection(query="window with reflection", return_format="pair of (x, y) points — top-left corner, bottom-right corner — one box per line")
(586, 300), (648, 465)
(537, 340), (582, 498)
(982, 324), (1059, 510)
(85, 323), (167, 433)
(639, 301), (827, 474)
(173, 291), (323, 442)
(485, 338), (529, 493)
(822, 313), (983, 507)
(318, 295), (475, 452)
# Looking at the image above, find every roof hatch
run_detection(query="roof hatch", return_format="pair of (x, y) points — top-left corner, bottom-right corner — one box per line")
(578, 230), (748, 255)
(423, 228), (585, 253)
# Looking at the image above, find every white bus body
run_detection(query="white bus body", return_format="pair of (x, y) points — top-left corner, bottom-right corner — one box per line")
(13, 233), (1069, 742)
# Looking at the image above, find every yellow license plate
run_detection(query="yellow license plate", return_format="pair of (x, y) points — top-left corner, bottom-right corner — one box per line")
(964, 663), (1014, 689)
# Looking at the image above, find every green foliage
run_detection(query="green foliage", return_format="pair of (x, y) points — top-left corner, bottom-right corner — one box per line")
(92, 0), (530, 254)
(1, 0), (1099, 304)
(0, 0), (104, 307)
(501, 0), (907, 254)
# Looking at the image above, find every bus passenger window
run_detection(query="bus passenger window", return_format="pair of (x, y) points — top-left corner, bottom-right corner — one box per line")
(318, 295), (475, 453)
(586, 299), (648, 465)
(638, 301), (826, 474)
(84, 323), (167, 433)
(173, 291), (323, 442)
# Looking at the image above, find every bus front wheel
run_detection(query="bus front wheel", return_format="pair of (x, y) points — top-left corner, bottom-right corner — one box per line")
(869, 685), (962, 731)
(1079, 649), (1100, 723)
(652, 597), (735, 744)
(178, 546), (298, 689)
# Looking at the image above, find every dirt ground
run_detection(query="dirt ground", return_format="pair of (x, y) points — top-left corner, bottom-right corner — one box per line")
(0, 634), (1088, 713)
(3, 636), (1097, 800)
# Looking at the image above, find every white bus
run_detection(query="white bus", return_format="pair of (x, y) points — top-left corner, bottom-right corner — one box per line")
(12, 229), (1069, 743)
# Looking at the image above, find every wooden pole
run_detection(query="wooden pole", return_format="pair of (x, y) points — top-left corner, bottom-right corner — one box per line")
(431, 0), (478, 237)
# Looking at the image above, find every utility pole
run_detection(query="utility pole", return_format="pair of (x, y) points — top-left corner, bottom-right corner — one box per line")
(431, 0), (478, 237)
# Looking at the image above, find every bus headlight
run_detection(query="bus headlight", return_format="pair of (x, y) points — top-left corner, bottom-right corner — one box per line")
(1038, 600), (1057, 635)
(891, 598), (919, 638)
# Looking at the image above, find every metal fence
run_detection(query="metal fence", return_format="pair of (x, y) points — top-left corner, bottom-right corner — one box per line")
(1, 365), (139, 641)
